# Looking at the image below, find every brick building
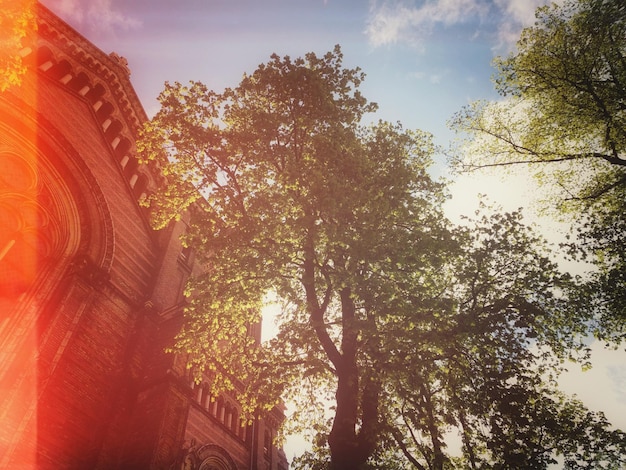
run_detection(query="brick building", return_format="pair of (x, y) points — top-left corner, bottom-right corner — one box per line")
(0, 4), (287, 469)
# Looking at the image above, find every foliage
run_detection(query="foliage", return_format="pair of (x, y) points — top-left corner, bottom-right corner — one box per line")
(0, 0), (37, 92)
(139, 46), (625, 469)
(374, 207), (626, 469)
(450, 0), (626, 342)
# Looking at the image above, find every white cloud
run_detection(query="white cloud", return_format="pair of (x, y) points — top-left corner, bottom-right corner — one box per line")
(366, 0), (489, 48)
(492, 0), (549, 50)
(366, 2), (419, 48)
(45, 0), (141, 35)
(53, 0), (84, 24)
(429, 72), (445, 84)
(409, 69), (449, 84)
(496, 0), (544, 25)
(410, 71), (426, 80)
(366, 0), (554, 51)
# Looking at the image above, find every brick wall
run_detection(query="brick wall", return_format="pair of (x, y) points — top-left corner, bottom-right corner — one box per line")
(0, 5), (288, 469)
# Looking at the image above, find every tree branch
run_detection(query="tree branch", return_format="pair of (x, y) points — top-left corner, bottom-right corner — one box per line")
(302, 225), (342, 370)
(462, 151), (626, 172)
(388, 424), (427, 470)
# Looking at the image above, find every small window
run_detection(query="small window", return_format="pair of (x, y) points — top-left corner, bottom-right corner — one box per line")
(180, 244), (192, 262)
(263, 429), (271, 456)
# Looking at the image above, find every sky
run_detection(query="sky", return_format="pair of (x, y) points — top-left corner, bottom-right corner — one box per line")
(39, 0), (540, 143)
(40, 0), (626, 461)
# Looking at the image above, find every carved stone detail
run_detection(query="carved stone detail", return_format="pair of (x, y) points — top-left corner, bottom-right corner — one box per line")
(170, 442), (237, 470)
(68, 254), (110, 287)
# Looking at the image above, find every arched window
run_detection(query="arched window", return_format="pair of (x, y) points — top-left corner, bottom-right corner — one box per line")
(104, 119), (122, 139)
(0, 153), (53, 302)
(196, 444), (237, 470)
(264, 429), (271, 456)
(224, 403), (232, 429)
(68, 72), (90, 96)
(201, 386), (210, 409)
(95, 101), (114, 122)
(217, 397), (225, 423)
(85, 83), (106, 105)
(230, 408), (239, 435)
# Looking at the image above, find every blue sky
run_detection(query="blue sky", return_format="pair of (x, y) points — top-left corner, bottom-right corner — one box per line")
(39, 0), (547, 150)
(41, 0), (626, 460)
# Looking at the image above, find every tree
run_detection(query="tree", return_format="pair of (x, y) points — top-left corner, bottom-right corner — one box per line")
(139, 47), (625, 469)
(289, 206), (626, 469)
(140, 46), (452, 468)
(0, 0), (37, 92)
(450, 0), (626, 342)
(381, 209), (625, 469)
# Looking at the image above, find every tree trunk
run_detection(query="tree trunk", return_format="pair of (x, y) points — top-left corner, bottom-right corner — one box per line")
(303, 234), (381, 470)
(327, 288), (380, 470)
(328, 361), (363, 470)
(328, 366), (381, 470)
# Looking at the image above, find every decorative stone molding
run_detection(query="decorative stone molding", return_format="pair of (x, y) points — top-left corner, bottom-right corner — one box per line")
(109, 52), (130, 76)
(25, 3), (161, 209)
(170, 441), (237, 470)
(68, 254), (110, 287)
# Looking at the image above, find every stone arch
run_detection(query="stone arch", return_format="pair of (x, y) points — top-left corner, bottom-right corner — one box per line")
(68, 71), (90, 95)
(36, 45), (54, 71)
(85, 82), (106, 104)
(0, 128), (77, 316)
(46, 59), (72, 83)
(34, 111), (116, 270)
(196, 445), (237, 470)
(0, 86), (119, 465)
(0, 95), (116, 340)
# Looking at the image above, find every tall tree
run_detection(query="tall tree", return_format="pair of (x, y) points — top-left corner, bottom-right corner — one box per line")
(140, 46), (452, 468)
(293, 208), (626, 469)
(379, 209), (625, 469)
(140, 47), (625, 468)
(450, 0), (626, 342)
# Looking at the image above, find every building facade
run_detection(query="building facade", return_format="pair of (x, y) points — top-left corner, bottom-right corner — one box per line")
(0, 4), (287, 469)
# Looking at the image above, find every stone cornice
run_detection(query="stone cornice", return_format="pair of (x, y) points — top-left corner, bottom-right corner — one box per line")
(36, 2), (148, 132)
(25, 2), (161, 208)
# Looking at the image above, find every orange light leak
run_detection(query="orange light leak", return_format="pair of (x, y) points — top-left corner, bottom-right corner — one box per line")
(0, 0), (40, 467)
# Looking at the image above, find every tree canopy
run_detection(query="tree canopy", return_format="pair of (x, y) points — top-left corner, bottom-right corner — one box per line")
(139, 46), (625, 469)
(450, 0), (626, 343)
(0, 0), (36, 92)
